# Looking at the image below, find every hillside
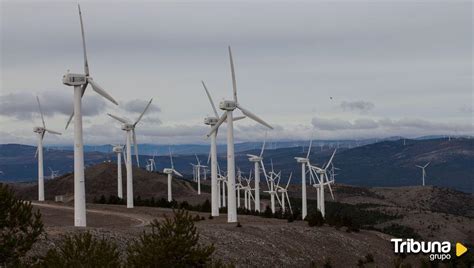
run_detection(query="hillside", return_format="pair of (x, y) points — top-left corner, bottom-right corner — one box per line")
(12, 162), (208, 204)
(2, 138), (473, 192)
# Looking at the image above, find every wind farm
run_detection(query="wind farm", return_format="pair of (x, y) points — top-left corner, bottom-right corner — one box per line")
(1, 2), (472, 267)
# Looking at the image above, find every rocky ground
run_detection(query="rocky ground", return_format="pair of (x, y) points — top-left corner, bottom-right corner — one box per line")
(27, 202), (416, 267)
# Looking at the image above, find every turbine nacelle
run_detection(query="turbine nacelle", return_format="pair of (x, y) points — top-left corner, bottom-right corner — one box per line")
(247, 154), (262, 162)
(204, 117), (219, 125)
(121, 124), (134, 131)
(62, 73), (87, 86)
(219, 100), (237, 111)
(163, 168), (174, 174)
(33, 127), (45, 133)
(112, 146), (123, 153)
(295, 157), (309, 163)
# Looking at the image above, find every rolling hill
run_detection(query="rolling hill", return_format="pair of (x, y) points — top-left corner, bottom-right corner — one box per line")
(1, 138), (472, 192)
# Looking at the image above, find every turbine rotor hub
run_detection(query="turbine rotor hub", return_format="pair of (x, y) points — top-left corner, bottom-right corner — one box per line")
(219, 100), (237, 111)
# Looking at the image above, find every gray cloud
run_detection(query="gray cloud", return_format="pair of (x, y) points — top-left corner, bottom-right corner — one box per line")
(312, 116), (472, 132)
(0, 91), (108, 121)
(340, 100), (375, 113)
(121, 99), (161, 114)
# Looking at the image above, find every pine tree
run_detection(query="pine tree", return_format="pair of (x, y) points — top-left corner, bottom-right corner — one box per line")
(126, 209), (214, 267)
(0, 183), (44, 266)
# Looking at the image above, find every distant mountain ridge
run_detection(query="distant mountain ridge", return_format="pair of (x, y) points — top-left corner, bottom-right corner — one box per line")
(1, 138), (472, 193)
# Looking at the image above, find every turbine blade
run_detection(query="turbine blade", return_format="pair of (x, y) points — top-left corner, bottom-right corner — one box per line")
(324, 149), (337, 170)
(107, 113), (129, 124)
(134, 98), (153, 126)
(424, 161), (431, 168)
(174, 170), (183, 177)
(260, 132), (267, 157)
(207, 113), (227, 137)
(285, 172), (292, 189)
(36, 96), (46, 128)
(88, 79), (118, 105)
(228, 46), (238, 103)
(233, 116), (246, 121)
(169, 148), (175, 169)
(78, 4), (89, 76)
(237, 104), (273, 129)
(35, 147), (39, 158)
(45, 128), (62, 135)
(327, 178), (335, 200)
(133, 129), (139, 167)
(201, 81), (219, 118)
(306, 139), (313, 159)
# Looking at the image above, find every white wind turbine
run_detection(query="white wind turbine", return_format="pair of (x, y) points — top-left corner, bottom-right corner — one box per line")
(207, 46), (273, 223)
(193, 155), (206, 195)
(276, 172), (293, 214)
(243, 171), (255, 210)
(263, 160), (282, 214)
(163, 148), (183, 202)
(108, 98), (153, 208)
(112, 145), (125, 199)
(416, 161), (430, 186)
(62, 5), (118, 227)
(201, 81), (244, 216)
(308, 149), (337, 217)
(246, 137), (266, 212)
(146, 154), (157, 172)
(48, 167), (60, 180)
(34, 96), (61, 202)
(295, 139), (313, 219)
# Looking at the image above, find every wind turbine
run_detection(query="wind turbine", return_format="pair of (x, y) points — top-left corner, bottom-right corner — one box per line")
(34, 96), (61, 202)
(247, 137), (266, 212)
(163, 148), (183, 202)
(276, 172), (293, 214)
(201, 81), (244, 216)
(193, 154), (206, 195)
(207, 46), (273, 223)
(48, 167), (60, 180)
(62, 5), (118, 227)
(263, 160), (282, 214)
(308, 149), (337, 217)
(416, 162), (430, 186)
(112, 145), (125, 199)
(108, 98), (153, 208)
(294, 139), (312, 219)
(146, 153), (157, 172)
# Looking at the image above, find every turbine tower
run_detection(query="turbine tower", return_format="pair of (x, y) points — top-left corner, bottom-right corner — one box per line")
(294, 140), (313, 219)
(207, 46), (273, 223)
(62, 5), (118, 227)
(416, 161), (430, 186)
(108, 98), (153, 208)
(112, 145), (125, 199)
(246, 137), (266, 212)
(163, 149), (183, 202)
(34, 96), (61, 201)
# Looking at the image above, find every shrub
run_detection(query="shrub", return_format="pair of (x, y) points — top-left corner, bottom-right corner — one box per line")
(126, 210), (215, 267)
(38, 232), (120, 267)
(0, 183), (44, 266)
(306, 210), (325, 227)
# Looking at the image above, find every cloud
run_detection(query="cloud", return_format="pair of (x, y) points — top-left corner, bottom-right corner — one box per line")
(0, 91), (109, 121)
(312, 116), (472, 132)
(340, 100), (375, 113)
(120, 99), (161, 114)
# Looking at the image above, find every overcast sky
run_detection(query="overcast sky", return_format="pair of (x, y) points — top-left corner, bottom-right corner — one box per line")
(1, 0), (472, 145)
